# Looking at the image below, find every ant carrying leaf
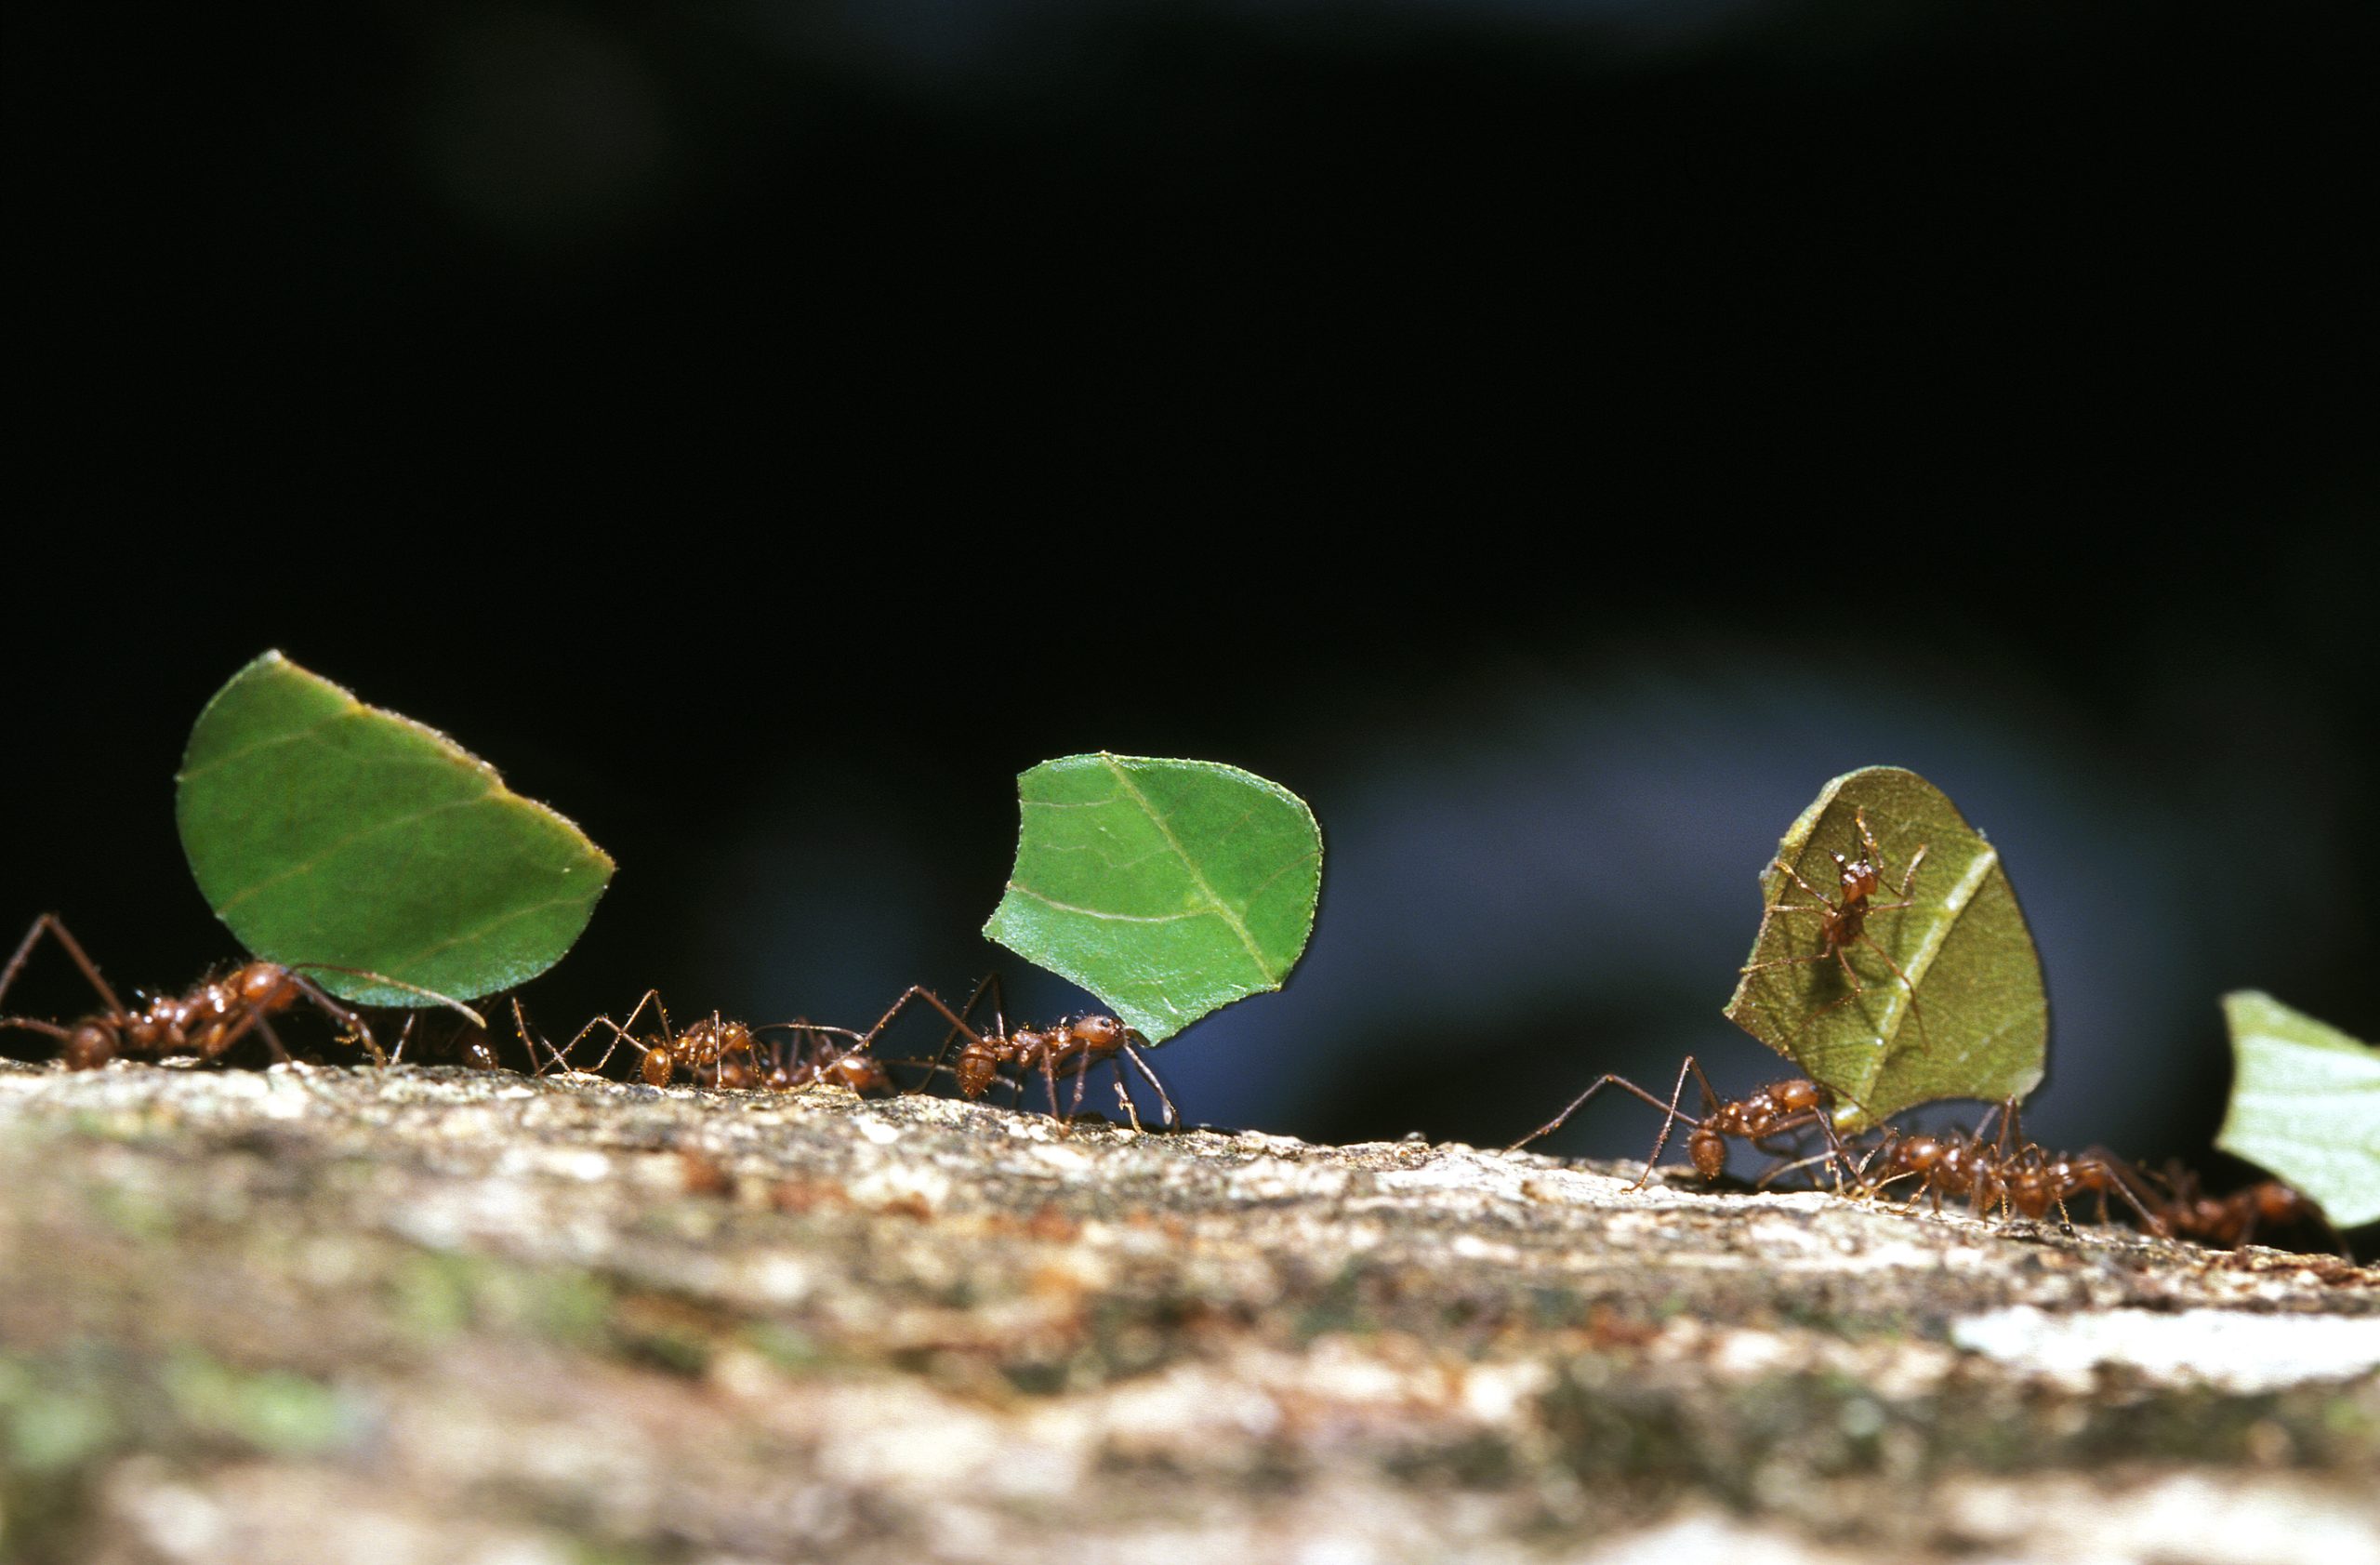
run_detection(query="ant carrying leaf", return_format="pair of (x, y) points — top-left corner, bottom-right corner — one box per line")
(1723, 766), (2046, 1132)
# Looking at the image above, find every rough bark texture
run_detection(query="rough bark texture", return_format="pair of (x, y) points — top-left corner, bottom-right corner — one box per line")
(2, 1057), (2376, 1565)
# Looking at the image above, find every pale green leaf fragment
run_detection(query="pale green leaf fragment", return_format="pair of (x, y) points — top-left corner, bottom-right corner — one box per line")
(177, 650), (615, 1006)
(1721, 765), (2046, 1131)
(2217, 991), (2380, 1228)
(981, 752), (1322, 1044)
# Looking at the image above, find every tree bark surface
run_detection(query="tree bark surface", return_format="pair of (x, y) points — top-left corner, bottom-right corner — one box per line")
(3, 1059), (2375, 1564)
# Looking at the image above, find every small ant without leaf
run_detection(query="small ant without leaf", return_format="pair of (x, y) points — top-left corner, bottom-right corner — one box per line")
(2124, 1160), (2344, 1255)
(1507, 1055), (1851, 1190)
(1742, 805), (1932, 1053)
(526, 992), (892, 1097)
(1851, 1097), (2165, 1236)
(0, 912), (478, 1070)
(835, 975), (1179, 1131)
(702, 1020), (893, 1097)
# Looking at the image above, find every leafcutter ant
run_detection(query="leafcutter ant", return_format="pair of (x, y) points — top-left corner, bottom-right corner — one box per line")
(528, 991), (892, 1097)
(836, 975), (1179, 1131)
(1742, 805), (1932, 1053)
(1507, 1056), (1851, 1191)
(1851, 1097), (2163, 1236)
(2124, 1160), (2343, 1254)
(0, 912), (481, 1070)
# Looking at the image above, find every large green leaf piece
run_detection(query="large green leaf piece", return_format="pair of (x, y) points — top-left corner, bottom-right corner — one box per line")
(981, 753), (1322, 1044)
(177, 651), (615, 1007)
(2217, 992), (2380, 1228)
(1722, 766), (2045, 1130)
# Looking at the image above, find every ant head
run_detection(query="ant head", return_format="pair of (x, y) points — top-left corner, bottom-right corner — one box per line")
(1772, 1080), (1827, 1113)
(233, 963), (300, 1011)
(1895, 1134), (1945, 1174)
(1072, 1015), (1128, 1052)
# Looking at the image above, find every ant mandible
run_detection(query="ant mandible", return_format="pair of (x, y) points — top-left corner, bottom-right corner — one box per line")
(1741, 805), (1932, 1051)
(836, 975), (1179, 1131)
(0, 912), (393, 1068)
(1507, 1055), (1849, 1190)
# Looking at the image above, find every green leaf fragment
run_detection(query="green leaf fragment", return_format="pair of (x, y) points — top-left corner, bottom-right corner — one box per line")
(1721, 765), (2046, 1131)
(176, 650), (615, 1007)
(2217, 991), (2380, 1228)
(981, 752), (1323, 1045)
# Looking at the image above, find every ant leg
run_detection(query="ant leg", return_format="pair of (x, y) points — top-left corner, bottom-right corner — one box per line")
(390, 1013), (417, 1066)
(1107, 1058), (1144, 1134)
(1119, 1044), (1179, 1130)
(1043, 1046), (1073, 1124)
(570, 990), (664, 1075)
(2098, 1167), (2169, 1239)
(1753, 1126), (1845, 1191)
(1506, 1070), (1681, 1152)
(924, 975), (1003, 1085)
(854, 985), (996, 1060)
(284, 974), (384, 1066)
(1, 1015), (73, 1041)
(513, 1000), (581, 1078)
(1850, 933), (1931, 1048)
(252, 1015), (296, 1065)
(1633, 1057), (1722, 1191)
(1738, 948), (1853, 979)
(0, 914), (128, 1017)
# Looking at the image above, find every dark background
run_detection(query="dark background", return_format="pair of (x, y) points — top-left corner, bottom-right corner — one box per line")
(7, 3), (2375, 1192)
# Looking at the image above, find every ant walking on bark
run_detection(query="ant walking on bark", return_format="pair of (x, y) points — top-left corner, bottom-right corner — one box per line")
(2122, 1160), (2344, 1254)
(837, 975), (1179, 1131)
(1507, 1056), (1851, 1190)
(0, 911), (476, 1069)
(1851, 1097), (2165, 1236)
(524, 992), (892, 1097)
(1742, 806), (1933, 1052)
(704, 1020), (893, 1097)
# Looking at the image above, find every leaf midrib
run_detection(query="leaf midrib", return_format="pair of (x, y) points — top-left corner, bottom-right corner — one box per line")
(1098, 755), (1278, 981)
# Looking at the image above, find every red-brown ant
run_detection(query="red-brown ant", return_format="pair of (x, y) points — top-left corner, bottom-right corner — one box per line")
(526, 992), (892, 1097)
(836, 975), (1179, 1131)
(1507, 1056), (1851, 1190)
(0, 912), (477, 1070)
(1851, 1098), (2165, 1236)
(1742, 806), (1932, 1052)
(2124, 1160), (2343, 1254)
(701, 1021), (893, 1097)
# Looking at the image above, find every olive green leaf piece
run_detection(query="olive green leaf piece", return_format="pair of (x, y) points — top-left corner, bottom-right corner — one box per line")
(176, 651), (615, 1008)
(2217, 992), (2380, 1228)
(981, 753), (1323, 1045)
(1722, 765), (2046, 1132)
